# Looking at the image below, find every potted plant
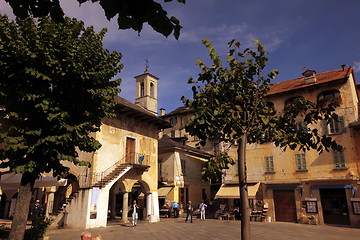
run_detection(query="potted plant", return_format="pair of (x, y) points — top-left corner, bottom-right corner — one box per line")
(308, 215), (317, 225)
(25, 217), (52, 240)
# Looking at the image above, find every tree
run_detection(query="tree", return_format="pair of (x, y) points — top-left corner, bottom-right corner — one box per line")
(5, 0), (185, 39)
(202, 152), (234, 183)
(0, 15), (122, 240)
(181, 39), (341, 240)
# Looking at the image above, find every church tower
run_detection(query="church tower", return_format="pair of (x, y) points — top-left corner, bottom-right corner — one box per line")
(135, 64), (158, 115)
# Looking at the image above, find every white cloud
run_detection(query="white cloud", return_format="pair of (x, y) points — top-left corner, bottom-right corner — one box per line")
(353, 61), (360, 73)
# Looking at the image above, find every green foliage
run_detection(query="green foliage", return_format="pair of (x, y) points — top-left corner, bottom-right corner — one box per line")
(182, 38), (341, 153)
(24, 217), (52, 239)
(0, 15), (123, 177)
(4, 0), (185, 39)
(202, 152), (235, 182)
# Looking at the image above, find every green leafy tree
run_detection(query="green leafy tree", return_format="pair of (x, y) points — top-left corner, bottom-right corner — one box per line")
(182, 38), (341, 240)
(5, 0), (185, 39)
(202, 152), (234, 183)
(0, 15), (122, 240)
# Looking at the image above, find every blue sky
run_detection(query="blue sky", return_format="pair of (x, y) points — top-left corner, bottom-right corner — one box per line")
(1, 0), (360, 113)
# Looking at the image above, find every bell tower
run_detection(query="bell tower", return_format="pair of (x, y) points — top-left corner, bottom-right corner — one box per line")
(135, 62), (158, 115)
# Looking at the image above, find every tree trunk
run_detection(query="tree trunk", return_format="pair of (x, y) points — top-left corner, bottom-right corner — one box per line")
(238, 134), (250, 240)
(8, 173), (36, 240)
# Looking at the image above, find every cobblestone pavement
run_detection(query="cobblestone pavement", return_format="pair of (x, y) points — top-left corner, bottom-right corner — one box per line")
(46, 218), (360, 240)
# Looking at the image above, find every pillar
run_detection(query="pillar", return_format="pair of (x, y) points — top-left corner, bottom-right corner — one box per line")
(110, 193), (116, 219)
(45, 186), (57, 218)
(122, 191), (129, 223)
(147, 192), (160, 222)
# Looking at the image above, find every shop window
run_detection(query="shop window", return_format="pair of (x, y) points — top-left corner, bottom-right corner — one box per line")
(333, 150), (346, 169)
(264, 156), (274, 173)
(295, 154), (307, 171)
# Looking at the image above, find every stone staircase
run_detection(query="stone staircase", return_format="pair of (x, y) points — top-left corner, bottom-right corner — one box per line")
(49, 163), (132, 228)
(93, 164), (131, 188)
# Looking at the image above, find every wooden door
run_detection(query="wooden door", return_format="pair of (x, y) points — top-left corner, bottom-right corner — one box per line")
(125, 137), (135, 163)
(320, 188), (350, 225)
(273, 189), (297, 222)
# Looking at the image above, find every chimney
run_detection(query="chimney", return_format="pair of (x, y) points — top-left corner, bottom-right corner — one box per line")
(302, 69), (317, 84)
(159, 108), (166, 116)
(342, 64), (346, 71)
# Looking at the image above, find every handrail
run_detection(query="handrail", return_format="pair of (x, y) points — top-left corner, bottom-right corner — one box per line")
(77, 152), (149, 188)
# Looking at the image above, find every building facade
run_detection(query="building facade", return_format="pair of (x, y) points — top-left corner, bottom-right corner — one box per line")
(158, 135), (213, 213)
(0, 70), (172, 229)
(222, 66), (360, 226)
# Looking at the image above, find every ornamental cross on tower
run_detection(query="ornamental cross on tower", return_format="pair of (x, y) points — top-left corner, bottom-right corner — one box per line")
(145, 59), (149, 73)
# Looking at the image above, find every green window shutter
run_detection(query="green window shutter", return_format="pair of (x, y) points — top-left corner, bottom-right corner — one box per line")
(339, 116), (346, 133)
(322, 120), (329, 135)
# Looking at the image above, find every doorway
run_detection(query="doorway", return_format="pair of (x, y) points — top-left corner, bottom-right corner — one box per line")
(126, 137), (135, 163)
(273, 189), (297, 222)
(320, 188), (350, 225)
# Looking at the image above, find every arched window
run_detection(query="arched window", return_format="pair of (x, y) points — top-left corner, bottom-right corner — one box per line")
(317, 90), (341, 107)
(284, 96), (304, 107)
(140, 83), (145, 97)
(150, 82), (154, 97)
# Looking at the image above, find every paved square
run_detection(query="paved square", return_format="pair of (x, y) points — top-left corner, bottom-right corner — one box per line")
(47, 218), (360, 240)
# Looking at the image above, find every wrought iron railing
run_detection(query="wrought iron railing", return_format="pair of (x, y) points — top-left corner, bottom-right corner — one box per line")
(77, 152), (149, 188)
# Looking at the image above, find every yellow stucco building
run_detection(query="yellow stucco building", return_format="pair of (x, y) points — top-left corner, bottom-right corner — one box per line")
(221, 66), (360, 226)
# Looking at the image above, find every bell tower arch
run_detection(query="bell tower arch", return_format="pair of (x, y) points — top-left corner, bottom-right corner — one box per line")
(135, 63), (158, 115)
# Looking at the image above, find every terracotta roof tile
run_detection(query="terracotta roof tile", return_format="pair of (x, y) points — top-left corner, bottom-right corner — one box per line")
(268, 67), (353, 96)
(161, 106), (193, 118)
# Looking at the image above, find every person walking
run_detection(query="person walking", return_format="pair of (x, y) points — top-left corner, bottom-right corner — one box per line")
(199, 200), (207, 220)
(130, 200), (140, 227)
(185, 200), (193, 223)
(172, 202), (179, 218)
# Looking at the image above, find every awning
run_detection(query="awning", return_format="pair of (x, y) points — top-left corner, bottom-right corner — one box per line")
(215, 183), (260, 199)
(310, 185), (355, 196)
(0, 173), (68, 191)
(158, 187), (173, 198)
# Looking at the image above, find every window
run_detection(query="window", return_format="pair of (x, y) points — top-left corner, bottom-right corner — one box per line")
(140, 82), (145, 97)
(323, 116), (345, 135)
(333, 150), (346, 169)
(264, 156), (274, 173)
(170, 130), (175, 138)
(296, 121), (308, 133)
(170, 117), (177, 125)
(295, 154), (307, 171)
(285, 96), (304, 107)
(181, 159), (186, 176)
(214, 143), (220, 156)
(317, 90), (341, 107)
(150, 82), (154, 97)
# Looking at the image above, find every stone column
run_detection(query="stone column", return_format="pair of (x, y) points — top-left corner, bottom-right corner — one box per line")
(121, 191), (129, 223)
(110, 193), (116, 219)
(146, 192), (152, 217)
(45, 186), (57, 218)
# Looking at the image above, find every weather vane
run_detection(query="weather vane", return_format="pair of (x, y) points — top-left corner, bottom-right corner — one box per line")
(145, 59), (149, 73)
